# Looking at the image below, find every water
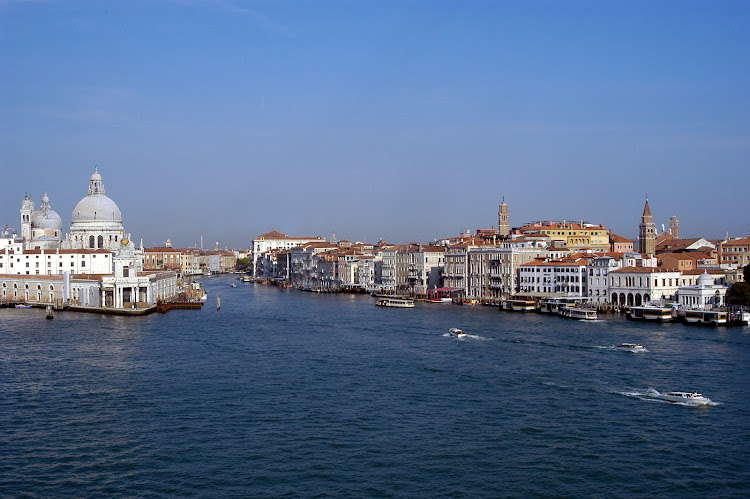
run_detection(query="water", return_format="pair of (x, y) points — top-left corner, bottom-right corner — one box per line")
(2, 275), (750, 497)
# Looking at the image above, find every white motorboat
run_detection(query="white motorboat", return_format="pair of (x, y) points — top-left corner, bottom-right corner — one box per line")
(428, 297), (452, 304)
(231, 283), (237, 288)
(617, 343), (647, 353)
(658, 391), (711, 405)
(449, 328), (465, 336)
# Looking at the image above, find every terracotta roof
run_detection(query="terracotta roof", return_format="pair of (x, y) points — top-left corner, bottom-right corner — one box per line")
(611, 266), (680, 274)
(609, 232), (633, 243)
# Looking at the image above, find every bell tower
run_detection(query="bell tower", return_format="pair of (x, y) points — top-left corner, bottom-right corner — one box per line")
(20, 194), (34, 242)
(639, 198), (656, 255)
(669, 215), (679, 238)
(498, 197), (509, 237)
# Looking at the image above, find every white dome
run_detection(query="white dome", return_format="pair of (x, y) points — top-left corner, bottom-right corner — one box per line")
(71, 168), (123, 224)
(31, 209), (63, 230)
(697, 272), (713, 287)
(72, 195), (122, 223)
(31, 193), (63, 232)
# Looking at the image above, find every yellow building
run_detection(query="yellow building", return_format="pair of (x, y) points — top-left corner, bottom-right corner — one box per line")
(518, 221), (610, 251)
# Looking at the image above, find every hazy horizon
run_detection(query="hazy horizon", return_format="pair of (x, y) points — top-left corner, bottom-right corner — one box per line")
(2, 1), (748, 248)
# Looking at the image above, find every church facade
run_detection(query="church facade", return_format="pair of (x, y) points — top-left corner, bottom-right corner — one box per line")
(2, 168), (177, 310)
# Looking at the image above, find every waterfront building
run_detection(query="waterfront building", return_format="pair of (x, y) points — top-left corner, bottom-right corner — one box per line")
(638, 198), (656, 256)
(406, 244), (445, 297)
(519, 255), (590, 298)
(676, 270), (727, 309)
(3, 168), (179, 310)
(290, 242), (338, 287)
(0, 248), (112, 276)
(378, 246), (398, 293)
(251, 231), (326, 277)
(586, 254), (623, 304)
(443, 244), (475, 293)
(609, 267), (681, 307)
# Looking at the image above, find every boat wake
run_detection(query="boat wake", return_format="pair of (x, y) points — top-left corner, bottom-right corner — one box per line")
(616, 387), (719, 406)
(442, 332), (489, 341)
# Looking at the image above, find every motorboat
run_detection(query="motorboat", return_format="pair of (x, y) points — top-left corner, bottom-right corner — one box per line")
(428, 297), (452, 304)
(449, 328), (465, 336)
(658, 391), (711, 405)
(617, 343), (646, 353)
(14, 304), (32, 309)
(231, 283), (237, 288)
(376, 297), (415, 308)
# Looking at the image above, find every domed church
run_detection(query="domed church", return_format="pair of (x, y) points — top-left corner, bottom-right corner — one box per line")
(68, 167), (125, 251)
(20, 192), (64, 250)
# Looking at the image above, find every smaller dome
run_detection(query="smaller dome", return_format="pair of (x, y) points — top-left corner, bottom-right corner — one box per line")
(31, 192), (62, 232)
(697, 272), (714, 287)
(90, 171), (102, 182)
(31, 210), (62, 231)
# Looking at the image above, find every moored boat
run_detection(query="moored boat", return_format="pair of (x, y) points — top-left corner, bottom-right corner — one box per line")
(684, 310), (728, 326)
(627, 305), (674, 322)
(428, 297), (452, 304)
(504, 297), (536, 312)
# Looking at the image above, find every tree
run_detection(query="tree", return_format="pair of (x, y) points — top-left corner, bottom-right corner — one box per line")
(235, 257), (251, 272)
(727, 281), (750, 306)
(744, 264), (750, 284)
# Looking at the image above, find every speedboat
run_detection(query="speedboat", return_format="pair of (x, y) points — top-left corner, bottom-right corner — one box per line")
(449, 328), (465, 336)
(658, 391), (711, 405)
(231, 283), (237, 288)
(617, 343), (647, 353)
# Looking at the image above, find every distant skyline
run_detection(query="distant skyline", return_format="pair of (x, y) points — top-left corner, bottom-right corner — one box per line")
(2, 0), (748, 249)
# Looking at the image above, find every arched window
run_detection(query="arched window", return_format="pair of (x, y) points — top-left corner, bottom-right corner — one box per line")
(89, 235), (95, 248)
(98, 235), (104, 249)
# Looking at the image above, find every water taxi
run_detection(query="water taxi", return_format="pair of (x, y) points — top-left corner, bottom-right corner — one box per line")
(539, 298), (575, 314)
(504, 298), (536, 312)
(558, 307), (598, 320)
(449, 328), (465, 336)
(658, 391), (711, 405)
(617, 343), (646, 353)
(376, 297), (415, 308)
(627, 305), (674, 322)
(684, 310), (728, 326)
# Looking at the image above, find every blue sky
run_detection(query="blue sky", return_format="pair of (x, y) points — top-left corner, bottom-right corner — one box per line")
(1, 0), (748, 249)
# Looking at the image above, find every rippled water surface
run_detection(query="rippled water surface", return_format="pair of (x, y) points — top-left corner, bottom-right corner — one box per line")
(2, 275), (750, 497)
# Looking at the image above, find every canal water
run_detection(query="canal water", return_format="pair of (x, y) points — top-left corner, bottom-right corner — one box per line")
(2, 275), (749, 497)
